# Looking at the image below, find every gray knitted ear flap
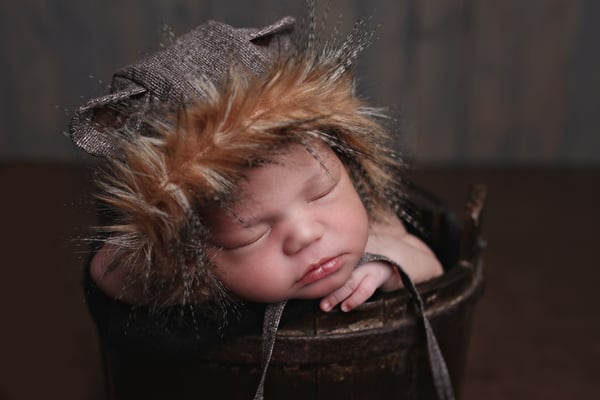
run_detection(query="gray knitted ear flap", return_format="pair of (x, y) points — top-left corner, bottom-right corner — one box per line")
(69, 16), (295, 158)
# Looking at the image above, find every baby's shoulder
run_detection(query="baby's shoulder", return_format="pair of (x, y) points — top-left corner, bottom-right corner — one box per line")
(89, 243), (142, 303)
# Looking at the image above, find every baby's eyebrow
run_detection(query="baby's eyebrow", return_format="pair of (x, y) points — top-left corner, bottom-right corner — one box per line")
(302, 165), (334, 191)
(228, 204), (266, 228)
(311, 159), (340, 183)
(229, 210), (254, 227)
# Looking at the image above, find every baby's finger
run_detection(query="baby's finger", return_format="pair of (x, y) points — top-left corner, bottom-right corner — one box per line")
(319, 275), (361, 312)
(340, 275), (379, 312)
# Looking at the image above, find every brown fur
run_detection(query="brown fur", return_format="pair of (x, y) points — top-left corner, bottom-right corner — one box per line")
(96, 43), (403, 306)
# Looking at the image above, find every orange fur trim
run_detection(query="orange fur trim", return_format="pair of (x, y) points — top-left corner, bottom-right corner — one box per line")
(96, 42), (403, 305)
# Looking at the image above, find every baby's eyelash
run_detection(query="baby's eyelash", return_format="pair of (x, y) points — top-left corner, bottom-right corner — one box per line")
(221, 228), (271, 250)
(310, 181), (337, 202)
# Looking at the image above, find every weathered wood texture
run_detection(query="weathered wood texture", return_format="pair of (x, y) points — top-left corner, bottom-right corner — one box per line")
(1, 0), (598, 164)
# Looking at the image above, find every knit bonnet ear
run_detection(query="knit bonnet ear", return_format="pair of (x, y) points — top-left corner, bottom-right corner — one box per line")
(69, 16), (295, 158)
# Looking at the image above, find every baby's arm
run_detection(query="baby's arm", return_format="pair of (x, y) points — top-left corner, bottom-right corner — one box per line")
(320, 213), (443, 312)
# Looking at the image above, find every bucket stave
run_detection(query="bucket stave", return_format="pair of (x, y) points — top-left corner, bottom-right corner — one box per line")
(98, 185), (486, 400)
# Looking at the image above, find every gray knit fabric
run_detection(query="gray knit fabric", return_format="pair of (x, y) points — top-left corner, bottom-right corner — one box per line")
(69, 17), (295, 158)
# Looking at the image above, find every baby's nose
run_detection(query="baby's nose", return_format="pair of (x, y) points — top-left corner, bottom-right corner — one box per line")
(282, 217), (324, 255)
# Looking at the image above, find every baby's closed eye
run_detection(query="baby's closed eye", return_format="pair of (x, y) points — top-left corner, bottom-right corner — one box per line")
(307, 169), (341, 203)
(308, 181), (337, 202)
(212, 221), (271, 250)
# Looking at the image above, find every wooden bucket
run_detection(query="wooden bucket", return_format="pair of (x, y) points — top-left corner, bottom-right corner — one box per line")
(100, 185), (486, 400)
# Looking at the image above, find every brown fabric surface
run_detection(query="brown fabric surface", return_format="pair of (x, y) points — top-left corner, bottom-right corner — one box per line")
(69, 17), (295, 158)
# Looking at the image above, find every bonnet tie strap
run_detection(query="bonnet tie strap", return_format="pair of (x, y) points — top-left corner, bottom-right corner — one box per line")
(253, 300), (287, 400)
(359, 252), (456, 400)
(253, 253), (455, 400)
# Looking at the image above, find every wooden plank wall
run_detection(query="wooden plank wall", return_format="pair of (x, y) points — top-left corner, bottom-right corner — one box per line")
(0, 0), (597, 164)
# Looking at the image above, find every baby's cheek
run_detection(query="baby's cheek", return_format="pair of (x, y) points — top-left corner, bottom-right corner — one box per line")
(208, 251), (241, 286)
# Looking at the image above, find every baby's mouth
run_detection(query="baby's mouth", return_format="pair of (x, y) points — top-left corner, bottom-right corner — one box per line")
(297, 256), (343, 285)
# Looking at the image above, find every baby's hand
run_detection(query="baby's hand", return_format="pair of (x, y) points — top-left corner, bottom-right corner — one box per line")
(319, 260), (398, 312)
(319, 212), (444, 313)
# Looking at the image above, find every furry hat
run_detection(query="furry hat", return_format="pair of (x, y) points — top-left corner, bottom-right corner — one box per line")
(71, 15), (403, 307)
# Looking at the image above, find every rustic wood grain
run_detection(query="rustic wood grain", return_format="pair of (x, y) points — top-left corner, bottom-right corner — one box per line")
(0, 0), (598, 163)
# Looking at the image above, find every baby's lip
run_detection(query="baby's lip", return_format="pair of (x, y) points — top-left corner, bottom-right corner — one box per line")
(297, 256), (343, 285)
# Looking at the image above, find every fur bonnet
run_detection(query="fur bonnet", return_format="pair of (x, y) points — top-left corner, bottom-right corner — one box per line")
(70, 15), (403, 307)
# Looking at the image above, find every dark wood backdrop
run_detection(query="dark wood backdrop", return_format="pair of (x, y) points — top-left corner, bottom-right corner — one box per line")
(1, 0), (598, 164)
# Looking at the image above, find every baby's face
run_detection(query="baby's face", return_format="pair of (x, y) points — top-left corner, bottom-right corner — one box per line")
(207, 143), (369, 302)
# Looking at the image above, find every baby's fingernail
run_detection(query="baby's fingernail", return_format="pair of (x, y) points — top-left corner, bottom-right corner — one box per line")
(321, 301), (331, 312)
(341, 303), (349, 312)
